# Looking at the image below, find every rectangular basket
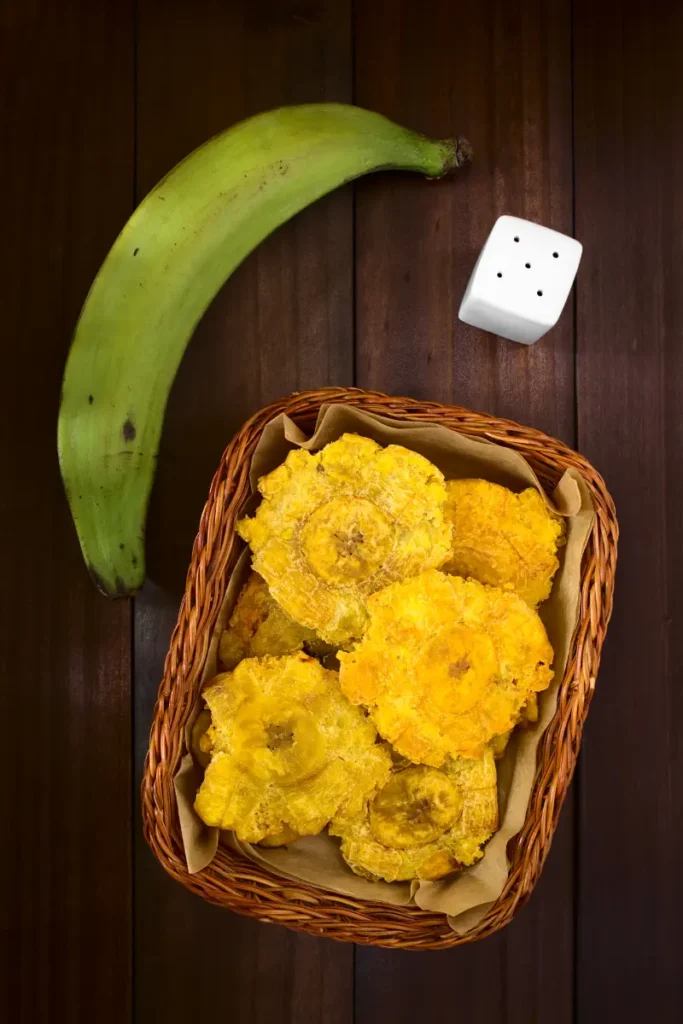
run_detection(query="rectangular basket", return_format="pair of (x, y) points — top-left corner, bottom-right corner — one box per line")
(141, 388), (618, 950)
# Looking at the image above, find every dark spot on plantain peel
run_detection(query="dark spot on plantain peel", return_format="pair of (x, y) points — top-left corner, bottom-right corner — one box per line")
(122, 418), (136, 442)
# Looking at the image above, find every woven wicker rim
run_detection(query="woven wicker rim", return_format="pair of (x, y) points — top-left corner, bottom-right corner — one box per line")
(141, 387), (618, 950)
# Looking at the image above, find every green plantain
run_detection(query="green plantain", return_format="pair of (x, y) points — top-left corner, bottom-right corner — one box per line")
(58, 103), (471, 595)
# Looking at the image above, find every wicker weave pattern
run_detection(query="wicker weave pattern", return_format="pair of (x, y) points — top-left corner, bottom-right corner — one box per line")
(141, 388), (618, 949)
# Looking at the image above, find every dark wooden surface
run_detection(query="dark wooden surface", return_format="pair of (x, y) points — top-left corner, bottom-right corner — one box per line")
(1, 0), (680, 1021)
(0, 2), (134, 1020)
(574, 2), (683, 1019)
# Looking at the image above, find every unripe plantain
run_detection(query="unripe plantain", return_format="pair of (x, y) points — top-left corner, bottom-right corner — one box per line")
(58, 104), (471, 595)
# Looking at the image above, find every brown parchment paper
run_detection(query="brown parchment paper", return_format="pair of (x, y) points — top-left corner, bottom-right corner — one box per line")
(174, 404), (594, 932)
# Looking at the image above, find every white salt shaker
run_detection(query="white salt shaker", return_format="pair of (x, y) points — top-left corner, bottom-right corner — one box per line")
(458, 215), (582, 345)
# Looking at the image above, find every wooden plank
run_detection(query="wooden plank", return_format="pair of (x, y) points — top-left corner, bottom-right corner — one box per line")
(133, 2), (354, 1021)
(573, 1), (683, 1018)
(353, 0), (575, 1018)
(0, 2), (134, 1021)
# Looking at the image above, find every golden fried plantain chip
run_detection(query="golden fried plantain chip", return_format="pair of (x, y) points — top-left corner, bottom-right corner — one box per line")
(331, 749), (498, 882)
(443, 479), (565, 607)
(339, 570), (554, 765)
(490, 694), (540, 759)
(521, 693), (539, 723)
(189, 709), (213, 768)
(369, 766), (463, 848)
(257, 825), (301, 848)
(236, 434), (451, 646)
(219, 571), (332, 670)
(194, 653), (391, 844)
(490, 732), (511, 759)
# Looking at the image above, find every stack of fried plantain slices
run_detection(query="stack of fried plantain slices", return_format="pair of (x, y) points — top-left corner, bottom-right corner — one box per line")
(192, 434), (564, 883)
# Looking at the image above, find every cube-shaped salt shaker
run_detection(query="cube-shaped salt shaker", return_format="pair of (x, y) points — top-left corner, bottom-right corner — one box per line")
(458, 215), (582, 344)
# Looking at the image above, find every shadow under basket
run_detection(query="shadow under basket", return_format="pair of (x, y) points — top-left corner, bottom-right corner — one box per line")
(141, 387), (618, 950)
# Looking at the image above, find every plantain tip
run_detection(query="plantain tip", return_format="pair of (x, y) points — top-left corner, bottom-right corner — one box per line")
(87, 564), (137, 598)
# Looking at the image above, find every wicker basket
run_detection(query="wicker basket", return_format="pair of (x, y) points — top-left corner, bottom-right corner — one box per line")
(141, 388), (617, 949)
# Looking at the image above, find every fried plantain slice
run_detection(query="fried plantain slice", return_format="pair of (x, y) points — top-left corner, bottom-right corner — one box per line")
(331, 749), (498, 882)
(443, 479), (565, 607)
(257, 825), (301, 848)
(490, 694), (540, 759)
(189, 709), (213, 768)
(369, 766), (463, 848)
(219, 571), (332, 670)
(236, 434), (451, 646)
(194, 653), (391, 844)
(339, 570), (554, 765)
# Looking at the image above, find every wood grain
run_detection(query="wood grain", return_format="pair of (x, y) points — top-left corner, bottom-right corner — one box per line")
(0, 2), (134, 1021)
(353, 0), (575, 1019)
(6, 0), (681, 1018)
(133, 1), (354, 1020)
(574, 1), (683, 1018)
